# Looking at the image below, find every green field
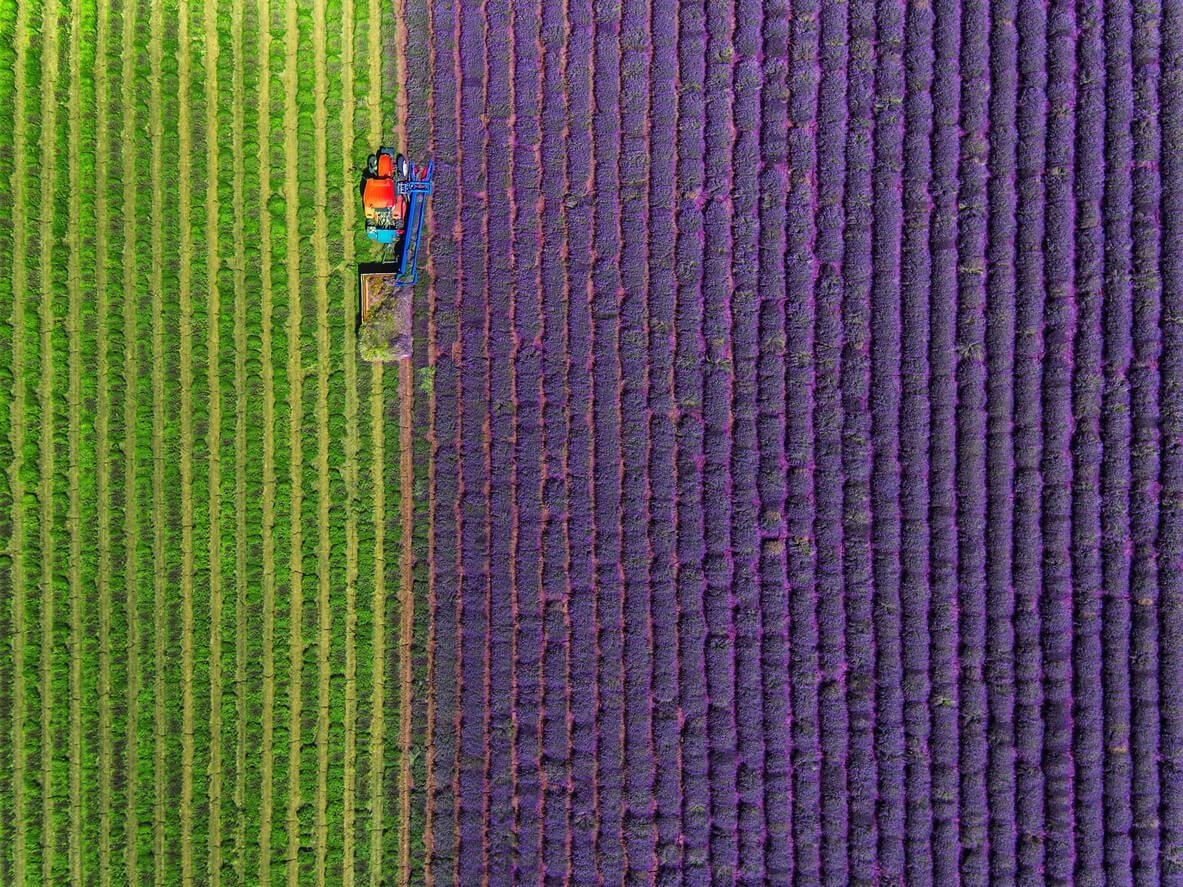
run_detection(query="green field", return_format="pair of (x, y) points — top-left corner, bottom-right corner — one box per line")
(0, 0), (429, 883)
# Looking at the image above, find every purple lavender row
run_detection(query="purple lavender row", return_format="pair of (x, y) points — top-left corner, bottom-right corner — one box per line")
(1071, 0), (1107, 880)
(1159, 0), (1183, 875)
(509, 0), (546, 875)
(701, 0), (739, 872)
(673, 0), (711, 874)
(785, 0), (822, 877)
(426, 0), (463, 873)
(587, 0), (626, 878)
(813, 0), (849, 878)
(560, 0), (600, 874)
(645, 1), (683, 879)
(983, 0), (1019, 874)
(537, 0), (574, 875)
(406, 0), (437, 861)
(754, 0), (791, 875)
(615, 0), (657, 879)
(1040, 0), (1078, 876)
(869, 0), (905, 876)
(840, 0), (878, 878)
(955, 0), (990, 875)
(926, 0), (962, 875)
(455, 0), (493, 875)
(482, 0), (518, 876)
(898, 1), (935, 879)
(1129, 0), (1167, 878)
(1012, 0), (1048, 877)
(728, 0), (766, 875)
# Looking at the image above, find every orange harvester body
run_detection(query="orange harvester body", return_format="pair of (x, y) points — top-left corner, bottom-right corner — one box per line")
(362, 152), (407, 231)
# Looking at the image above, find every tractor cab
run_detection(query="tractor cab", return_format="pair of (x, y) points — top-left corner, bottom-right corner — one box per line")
(362, 148), (407, 243)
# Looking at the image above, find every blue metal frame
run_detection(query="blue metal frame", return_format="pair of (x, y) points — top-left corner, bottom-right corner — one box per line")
(393, 159), (433, 286)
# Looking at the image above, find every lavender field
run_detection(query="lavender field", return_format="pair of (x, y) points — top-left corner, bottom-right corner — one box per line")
(406, 0), (1183, 881)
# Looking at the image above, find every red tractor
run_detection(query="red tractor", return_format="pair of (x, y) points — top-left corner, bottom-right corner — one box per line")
(362, 148), (408, 243)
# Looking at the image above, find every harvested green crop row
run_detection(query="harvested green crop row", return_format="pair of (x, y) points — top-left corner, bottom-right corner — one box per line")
(1, 0), (427, 882)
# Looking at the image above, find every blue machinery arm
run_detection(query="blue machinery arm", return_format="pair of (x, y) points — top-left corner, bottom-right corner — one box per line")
(393, 159), (433, 286)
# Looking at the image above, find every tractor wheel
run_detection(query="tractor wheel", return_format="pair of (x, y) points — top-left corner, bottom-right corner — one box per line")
(396, 153), (409, 180)
(366, 154), (378, 176)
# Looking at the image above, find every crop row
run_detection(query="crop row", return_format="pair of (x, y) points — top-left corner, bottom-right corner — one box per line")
(420, 0), (1183, 882)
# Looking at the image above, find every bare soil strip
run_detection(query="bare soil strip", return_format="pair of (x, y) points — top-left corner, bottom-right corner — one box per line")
(36, 0), (60, 878)
(177, 2), (198, 879)
(8, 3), (28, 880)
(94, 0), (114, 881)
(312, 0), (333, 878)
(67, 0), (85, 879)
(283, 0), (306, 876)
(204, 0), (225, 877)
(256, 0), (278, 873)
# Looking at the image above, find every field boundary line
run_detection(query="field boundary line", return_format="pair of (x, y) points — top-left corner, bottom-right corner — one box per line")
(7, 2), (28, 882)
(204, 0), (226, 877)
(36, 0), (61, 877)
(229, 0), (249, 876)
(340, 0), (361, 879)
(256, 0), (277, 875)
(67, 0), (86, 877)
(283, 0), (306, 874)
(119, 0), (142, 876)
(177, 1), (198, 879)
(148, 0), (169, 877)
(394, 0), (414, 882)
(311, 0), (333, 876)
(94, 0), (114, 880)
